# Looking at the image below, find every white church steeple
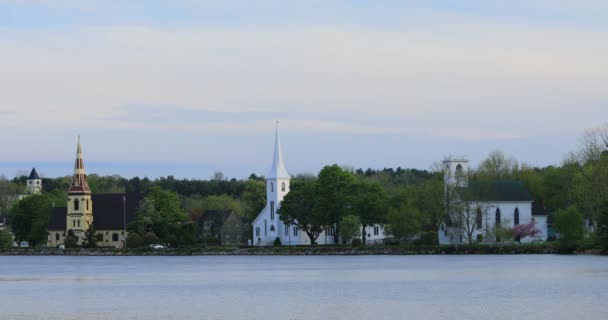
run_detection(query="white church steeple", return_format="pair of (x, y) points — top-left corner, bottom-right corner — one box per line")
(267, 121), (290, 179)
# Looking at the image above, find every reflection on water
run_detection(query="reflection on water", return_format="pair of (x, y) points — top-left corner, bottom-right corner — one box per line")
(1, 255), (607, 320)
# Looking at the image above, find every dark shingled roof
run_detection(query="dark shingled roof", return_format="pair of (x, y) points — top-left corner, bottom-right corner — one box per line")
(464, 180), (533, 202)
(28, 168), (40, 180)
(47, 193), (144, 231)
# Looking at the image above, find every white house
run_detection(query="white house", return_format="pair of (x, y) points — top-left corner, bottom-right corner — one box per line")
(252, 123), (388, 246)
(438, 157), (548, 245)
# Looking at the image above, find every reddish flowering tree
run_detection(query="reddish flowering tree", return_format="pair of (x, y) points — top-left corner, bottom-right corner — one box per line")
(512, 220), (540, 243)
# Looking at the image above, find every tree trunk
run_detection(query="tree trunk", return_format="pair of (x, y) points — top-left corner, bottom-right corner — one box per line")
(361, 224), (367, 245)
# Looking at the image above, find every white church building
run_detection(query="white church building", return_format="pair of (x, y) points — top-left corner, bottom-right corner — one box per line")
(252, 123), (387, 246)
(438, 156), (548, 245)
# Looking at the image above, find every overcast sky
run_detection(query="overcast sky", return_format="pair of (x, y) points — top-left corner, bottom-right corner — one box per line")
(1, 1), (606, 179)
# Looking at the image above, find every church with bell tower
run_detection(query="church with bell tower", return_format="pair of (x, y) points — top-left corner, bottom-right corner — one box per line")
(252, 122), (300, 246)
(66, 136), (93, 243)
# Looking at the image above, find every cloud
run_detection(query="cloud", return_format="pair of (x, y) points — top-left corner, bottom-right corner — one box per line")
(0, 2), (606, 177)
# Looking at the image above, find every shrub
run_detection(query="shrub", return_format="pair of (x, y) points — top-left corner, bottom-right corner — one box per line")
(273, 237), (282, 246)
(142, 232), (160, 245)
(0, 230), (13, 248)
(351, 238), (362, 247)
(64, 236), (78, 248)
(126, 233), (143, 248)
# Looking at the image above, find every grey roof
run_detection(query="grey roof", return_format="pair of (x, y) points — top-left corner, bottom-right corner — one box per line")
(28, 168), (40, 180)
(463, 180), (534, 202)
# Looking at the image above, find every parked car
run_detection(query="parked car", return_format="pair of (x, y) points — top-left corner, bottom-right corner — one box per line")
(149, 244), (165, 249)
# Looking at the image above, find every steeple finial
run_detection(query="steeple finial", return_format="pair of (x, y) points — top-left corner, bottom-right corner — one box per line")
(267, 121), (290, 179)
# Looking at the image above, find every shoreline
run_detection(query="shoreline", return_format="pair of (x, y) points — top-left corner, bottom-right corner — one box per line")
(1, 244), (602, 256)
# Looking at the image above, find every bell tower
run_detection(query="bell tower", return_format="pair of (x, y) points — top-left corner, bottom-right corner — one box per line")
(66, 136), (93, 243)
(26, 167), (42, 195)
(443, 156), (469, 188)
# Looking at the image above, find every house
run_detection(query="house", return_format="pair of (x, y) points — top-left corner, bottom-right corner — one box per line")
(438, 156), (548, 244)
(46, 137), (143, 248)
(198, 209), (249, 245)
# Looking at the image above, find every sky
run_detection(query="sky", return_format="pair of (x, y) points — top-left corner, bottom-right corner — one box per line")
(0, 0), (607, 179)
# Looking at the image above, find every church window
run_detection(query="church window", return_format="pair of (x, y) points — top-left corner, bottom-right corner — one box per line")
(293, 227), (298, 236)
(264, 220), (267, 236)
(55, 233), (60, 241)
(476, 208), (483, 229)
(255, 227), (260, 237)
(373, 226), (379, 236)
(495, 208), (501, 226)
(270, 183), (274, 192)
(281, 182), (286, 192)
(77, 220), (80, 228)
(86, 200), (89, 210)
(270, 225), (275, 232)
(112, 233), (119, 242)
(73, 220), (76, 227)
(37, 181), (40, 185)
(96, 234), (103, 242)
(74, 199), (79, 211)
(270, 201), (275, 220)
(514, 208), (520, 225)
(285, 225), (289, 236)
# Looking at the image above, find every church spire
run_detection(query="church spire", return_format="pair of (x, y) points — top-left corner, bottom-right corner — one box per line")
(68, 135), (91, 195)
(267, 121), (290, 179)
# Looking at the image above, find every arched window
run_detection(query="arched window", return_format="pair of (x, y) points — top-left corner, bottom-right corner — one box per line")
(96, 234), (103, 242)
(495, 208), (501, 226)
(112, 233), (119, 242)
(86, 199), (89, 210)
(285, 224), (289, 236)
(270, 183), (274, 192)
(514, 208), (520, 225)
(74, 199), (79, 211)
(255, 227), (260, 237)
(264, 220), (267, 236)
(270, 225), (275, 232)
(455, 164), (464, 178)
(281, 182), (286, 192)
(476, 208), (483, 229)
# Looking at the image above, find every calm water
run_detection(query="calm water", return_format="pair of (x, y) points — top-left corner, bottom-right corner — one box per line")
(0, 255), (607, 320)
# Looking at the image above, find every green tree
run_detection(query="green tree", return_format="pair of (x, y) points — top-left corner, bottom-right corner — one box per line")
(8, 194), (53, 246)
(278, 180), (324, 244)
(351, 180), (388, 245)
(130, 186), (188, 243)
(0, 229), (13, 248)
(142, 232), (160, 245)
(241, 179), (266, 221)
(340, 214), (361, 244)
(126, 233), (143, 248)
(314, 165), (357, 244)
(385, 204), (421, 243)
(554, 206), (585, 244)
(82, 224), (98, 248)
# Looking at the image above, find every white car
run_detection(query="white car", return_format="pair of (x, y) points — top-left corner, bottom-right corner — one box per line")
(149, 244), (165, 249)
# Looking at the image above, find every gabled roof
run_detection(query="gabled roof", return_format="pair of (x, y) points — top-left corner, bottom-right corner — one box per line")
(198, 209), (234, 228)
(28, 168), (40, 180)
(464, 180), (533, 202)
(267, 122), (290, 179)
(47, 193), (144, 231)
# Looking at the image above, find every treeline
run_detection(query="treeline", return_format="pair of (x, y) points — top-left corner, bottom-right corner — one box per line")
(1, 123), (608, 250)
